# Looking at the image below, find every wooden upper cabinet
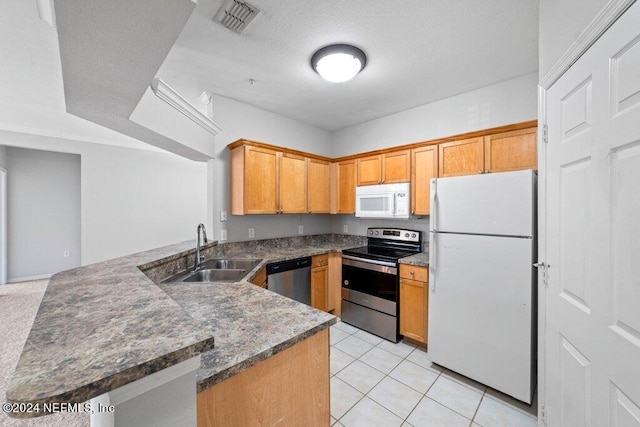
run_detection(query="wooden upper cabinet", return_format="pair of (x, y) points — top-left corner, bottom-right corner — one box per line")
(411, 145), (438, 215)
(357, 155), (382, 185)
(232, 145), (279, 214)
(231, 141), (313, 215)
(307, 158), (330, 214)
(438, 137), (484, 177)
(357, 150), (411, 186)
(336, 160), (356, 214)
(484, 127), (537, 173)
(279, 153), (307, 214)
(383, 150), (411, 183)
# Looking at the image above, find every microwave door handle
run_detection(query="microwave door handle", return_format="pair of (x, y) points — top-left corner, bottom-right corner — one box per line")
(392, 193), (397, 215)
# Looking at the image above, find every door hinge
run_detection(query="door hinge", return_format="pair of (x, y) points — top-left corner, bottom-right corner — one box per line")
(541, 405), (548, 425)
(542, 123), (549, 144)
(534, 262), (549, 286)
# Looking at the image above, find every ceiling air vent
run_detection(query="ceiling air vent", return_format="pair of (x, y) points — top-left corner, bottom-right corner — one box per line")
(214, 0), (260, 34)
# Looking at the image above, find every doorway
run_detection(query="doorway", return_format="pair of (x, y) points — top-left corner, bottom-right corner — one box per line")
(0, 167), (6, 284)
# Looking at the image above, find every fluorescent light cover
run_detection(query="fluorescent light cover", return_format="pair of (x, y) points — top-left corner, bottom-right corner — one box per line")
(311, 44), (367, 83)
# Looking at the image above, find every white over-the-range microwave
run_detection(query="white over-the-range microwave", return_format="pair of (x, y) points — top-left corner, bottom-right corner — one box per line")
(355, 183), (411, 219)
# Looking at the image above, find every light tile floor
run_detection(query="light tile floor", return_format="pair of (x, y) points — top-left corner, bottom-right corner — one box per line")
(330, 321), (537, 427)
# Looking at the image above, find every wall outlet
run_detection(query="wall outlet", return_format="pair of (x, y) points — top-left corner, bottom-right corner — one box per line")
(220, 210), (228, 222)
(248, 228), (255, 238)
(298, 225), (304, 234)
(63, 250), (70, 258)
(343, 224), (349, 233)
(220, 229), (227, 241)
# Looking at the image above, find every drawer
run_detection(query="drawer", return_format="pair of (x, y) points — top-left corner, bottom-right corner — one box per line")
(399, 264), (428, 282)
(312, 254), (329, 268)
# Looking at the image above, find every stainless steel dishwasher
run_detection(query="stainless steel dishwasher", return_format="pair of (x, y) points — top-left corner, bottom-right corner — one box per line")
(266, 257), (312, 305)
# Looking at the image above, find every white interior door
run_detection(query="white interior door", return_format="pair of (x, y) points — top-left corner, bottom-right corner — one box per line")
(544, 2), (640, 425)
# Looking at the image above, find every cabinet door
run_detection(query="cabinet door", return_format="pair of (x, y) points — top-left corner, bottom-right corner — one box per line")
(438, 137), (484, 177)
(327, 253), (341, 314)
(279, 153), (307, 214)
(311, 265), (328, 312)
(411, 145), (438, 215)
(484, 127), (537, 173)
(307, 158), (330, 213)
(337, 160), (356, 214)
(250, 267), (267, 288)
(383, 150), (411, 183)
(244, 146), (279, 214)
(357, 155), (382, 185)
(399, 277), (428, 345)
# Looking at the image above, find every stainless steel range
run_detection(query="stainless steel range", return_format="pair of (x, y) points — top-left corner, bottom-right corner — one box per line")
(341, 228), (422, 342)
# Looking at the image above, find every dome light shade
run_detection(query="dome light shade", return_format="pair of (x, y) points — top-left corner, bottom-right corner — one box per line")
(311, 44), (367, 83)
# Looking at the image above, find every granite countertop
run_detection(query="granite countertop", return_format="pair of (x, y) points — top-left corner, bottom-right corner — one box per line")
(5, 240), (218, 417)
(160, 235), (366, 392)
(399, 251), (429, 267)
(6, 233), (366, 416)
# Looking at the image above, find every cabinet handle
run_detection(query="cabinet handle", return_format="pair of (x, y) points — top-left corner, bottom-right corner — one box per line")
(478, 170), (483, 174)
(485, 170), (490, 174)
(410, 271), (415, 276)
(308, 210), (312, 214)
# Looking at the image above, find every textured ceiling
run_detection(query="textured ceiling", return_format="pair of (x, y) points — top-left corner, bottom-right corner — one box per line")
(158, 0), (539, 131)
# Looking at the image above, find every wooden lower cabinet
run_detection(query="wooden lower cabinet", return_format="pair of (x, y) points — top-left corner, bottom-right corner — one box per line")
(311, 255), (329, 311)
(197, 329), (330, 427)
(249, 266), (267, 288)
(399, 265), (428, 346)
(327, 253), (341, 316)
(312, 253), (341, 314)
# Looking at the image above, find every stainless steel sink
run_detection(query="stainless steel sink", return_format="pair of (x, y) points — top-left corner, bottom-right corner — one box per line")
(182, 269), (247, 283)
(200, 259), (262, 271)
(162, 258), (262, 283)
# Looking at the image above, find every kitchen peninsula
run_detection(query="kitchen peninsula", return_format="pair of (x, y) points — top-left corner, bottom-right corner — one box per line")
(6, 234), (366, 426)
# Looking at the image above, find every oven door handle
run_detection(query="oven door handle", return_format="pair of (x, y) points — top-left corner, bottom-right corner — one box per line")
(341, 255), (398, 273)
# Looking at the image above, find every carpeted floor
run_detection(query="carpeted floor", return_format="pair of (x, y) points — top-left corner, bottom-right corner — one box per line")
(0, 280), (89, 426)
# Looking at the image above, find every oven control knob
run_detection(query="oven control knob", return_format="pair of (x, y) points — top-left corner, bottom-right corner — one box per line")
(405, 233), (409, 237)
(343, 280), (349, 286)
(369, 230), (373, 235)
(411, 233), (416, 238)
(374, 231), (379, 235)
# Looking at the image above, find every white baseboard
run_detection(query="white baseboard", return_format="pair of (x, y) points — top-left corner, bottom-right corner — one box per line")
(7, 273), (52, 283)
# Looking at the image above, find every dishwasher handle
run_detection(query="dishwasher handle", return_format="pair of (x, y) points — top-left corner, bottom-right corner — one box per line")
(267, 257), (312, 275)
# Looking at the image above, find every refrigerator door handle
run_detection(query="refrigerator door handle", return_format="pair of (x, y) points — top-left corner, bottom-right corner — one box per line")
(429, 231), (436, 292)
(430, 178), (438, 232)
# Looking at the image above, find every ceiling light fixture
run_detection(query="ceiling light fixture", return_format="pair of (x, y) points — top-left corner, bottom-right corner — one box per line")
(311, 44), (367, 83)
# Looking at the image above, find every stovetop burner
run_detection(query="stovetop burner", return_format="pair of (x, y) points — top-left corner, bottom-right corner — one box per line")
(342, 227), (422, 263)
(341, 245), (418, 262)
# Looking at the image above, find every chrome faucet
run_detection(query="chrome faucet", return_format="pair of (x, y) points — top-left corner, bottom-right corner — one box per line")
(193, 223), (208, 271)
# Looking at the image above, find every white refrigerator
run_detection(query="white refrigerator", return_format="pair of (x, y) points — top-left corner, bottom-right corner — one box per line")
(428, 169), (536, 404)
